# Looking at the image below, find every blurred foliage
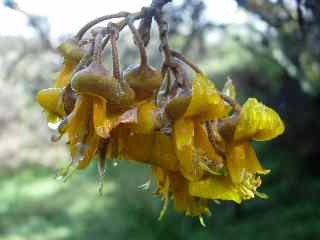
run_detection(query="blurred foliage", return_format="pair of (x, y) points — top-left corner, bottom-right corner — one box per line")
(0, 0), (319, 239)
(0, 159), (319, 240)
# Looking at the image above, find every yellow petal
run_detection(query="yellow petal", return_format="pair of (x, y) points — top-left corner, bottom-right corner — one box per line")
(242, 143), (270, 175)
(52, 61), (75, 88)
(134, 100), (157, 134)
(67, 95), (92, 145)
(194, 122), (223, 165)
(184, 74), (226, 121)
(189, 176), (242, 204)
(226, 144), (246, 184)
(171, 173), (210, 217)
(92, 97), (137, 139)
(93, 96), (113, 138)
(78, 127), (100, 169)
(36, 88), (65, 116)
(152, 166), (170, 220)
(151, 133), (179, 171)
(63, 95), (99, 169)
(234, 98), (285, 141)
(124, 133), (154, 163)
(173, 118), (203, 181)
(226, 143), (269, 185)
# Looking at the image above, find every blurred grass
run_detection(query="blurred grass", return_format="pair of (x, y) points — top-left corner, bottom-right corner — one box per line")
(0, 150), (319, 240)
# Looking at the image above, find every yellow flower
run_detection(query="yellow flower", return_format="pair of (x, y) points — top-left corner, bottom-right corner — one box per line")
(36, 88), (65, 118)
(37, 47), (285, 220)
(225, 143), (269, 200)
(234, 98), (285, 141)
(36, 60), (77, 125)
(184, 74), (227, 121)
(189, 176), (242, 204)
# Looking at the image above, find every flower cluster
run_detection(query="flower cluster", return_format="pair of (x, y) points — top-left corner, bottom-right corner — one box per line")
(36, 4), (284, 222)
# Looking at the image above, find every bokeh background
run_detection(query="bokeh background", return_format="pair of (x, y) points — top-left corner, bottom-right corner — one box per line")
(0, 0), (320, 239)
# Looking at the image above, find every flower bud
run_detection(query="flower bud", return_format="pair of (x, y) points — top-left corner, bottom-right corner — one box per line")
(124, 64), (161, 100)
(71, 62), (135, 112)
(58, 38), (86, 63)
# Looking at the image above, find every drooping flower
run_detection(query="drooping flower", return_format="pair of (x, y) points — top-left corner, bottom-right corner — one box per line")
(36, 24), (285, 221)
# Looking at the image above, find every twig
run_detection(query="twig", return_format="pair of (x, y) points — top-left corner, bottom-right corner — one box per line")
(110, 24), (121, 80)
(75, 12), (129, 40)
(154, 9), (172, 65)
(127, 16), (148, 66)
(171, 50), (204, 75)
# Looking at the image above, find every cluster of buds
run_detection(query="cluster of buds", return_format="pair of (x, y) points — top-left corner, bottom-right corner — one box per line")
(36, 0), (284, 222)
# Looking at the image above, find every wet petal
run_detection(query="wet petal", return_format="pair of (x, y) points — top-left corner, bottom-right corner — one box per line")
(53, 61), (75, 88)
(189, 176), (242, 204)
(194, 122), (224, 167)
(67, 95), (92, 146)
(124, 133), (154, 163)
(78, 128), (100, 169)
(93, 97), (137, 138)
(185, 74), (226, 121)
(151, 133), (179, 171)
(93, 96), (113, 138)
(152, 167), (170, 220)
(174, 118), (203, 181)
(36, 88), (65, 116)
(134, 100), (157, 134)
(243, 143), (270, 175)
(171, 173), (210, 217)
(226, 144), (247, 184)
(227, 143), (269, 185)
(234, 98), (285, 141)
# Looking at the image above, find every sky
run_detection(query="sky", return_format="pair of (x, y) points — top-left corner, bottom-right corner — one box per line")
(0, 0), (249, 42)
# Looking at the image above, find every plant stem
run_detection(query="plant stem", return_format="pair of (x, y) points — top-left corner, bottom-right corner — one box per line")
(110, 25), (121, 80)
(154, 9), (172, 65)
(171, 50), (204, 75)
(75, 12), (129, 41)
(93, 32), (104, 64)
(127, 16), (148, 66)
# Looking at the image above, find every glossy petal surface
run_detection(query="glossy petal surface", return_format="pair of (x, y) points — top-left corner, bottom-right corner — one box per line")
(174, 118), (203, 181)
(185, 74), (226, 121)
(189, 176), (242, 204)
(234, 98), (285, 141)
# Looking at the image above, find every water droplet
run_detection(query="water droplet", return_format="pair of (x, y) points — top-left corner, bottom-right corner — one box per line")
(51, 133), (63, 142)
(55, 161), (78, 182)
(97, 177), (104, 196)
(199, 216), (206, 227)
(48, 120), (61, 131)
(138, 179), (151, 191)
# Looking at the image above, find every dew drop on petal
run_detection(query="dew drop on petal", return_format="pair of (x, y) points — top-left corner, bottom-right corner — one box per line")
(48, 120), (62, 131)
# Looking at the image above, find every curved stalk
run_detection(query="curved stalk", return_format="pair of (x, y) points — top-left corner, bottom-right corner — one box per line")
(127, 16), (148, 66)
(93, 32), (104, 64)
(154, 9), (172, 66)
(171, 50), (204, 75)
(110, 25), (121, 80)
(75, 12), (129, 41)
